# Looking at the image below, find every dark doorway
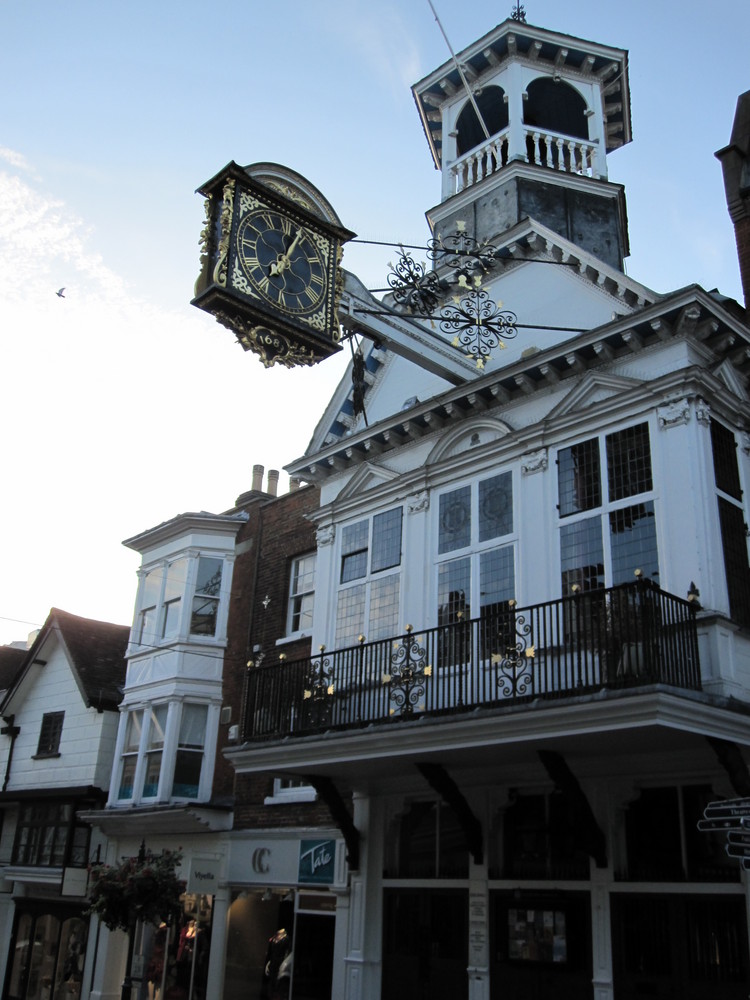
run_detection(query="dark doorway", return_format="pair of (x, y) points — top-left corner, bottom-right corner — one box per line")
(611, 893), (749, 999)
(290, 912), (334, 1000)
(5, 905), (87, 1000)
(382, 888), (468, 1000)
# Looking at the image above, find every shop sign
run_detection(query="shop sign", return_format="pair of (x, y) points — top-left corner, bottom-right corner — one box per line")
(298, 839), (336, 884)
(186, 856), (221, 894)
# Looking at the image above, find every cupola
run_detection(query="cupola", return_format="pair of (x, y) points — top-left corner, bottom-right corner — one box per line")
(412, 19), (632, 270)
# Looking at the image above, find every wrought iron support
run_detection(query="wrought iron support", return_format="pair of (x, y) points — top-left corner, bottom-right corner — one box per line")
(417, 762), (483, 865)
(706, 736), (750, 797)
(307, 775), (360, 871)
(538, 750), (607, 868)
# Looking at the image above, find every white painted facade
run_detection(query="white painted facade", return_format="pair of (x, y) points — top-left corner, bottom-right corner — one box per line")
(228, 18), (750, 1000)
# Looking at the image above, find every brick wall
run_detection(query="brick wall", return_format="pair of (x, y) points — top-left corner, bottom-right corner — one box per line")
(213, 484), (320, 813)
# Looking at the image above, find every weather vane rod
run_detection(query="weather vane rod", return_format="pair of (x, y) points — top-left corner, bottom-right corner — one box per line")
(426, 0), (491, 141)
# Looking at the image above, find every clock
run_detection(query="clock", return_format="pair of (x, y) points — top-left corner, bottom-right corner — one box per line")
(192, 162), (355, 369)
(235, 208), (328, 317)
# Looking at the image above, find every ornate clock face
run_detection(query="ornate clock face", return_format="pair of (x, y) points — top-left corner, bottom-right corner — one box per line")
(235, 209), (328, 316)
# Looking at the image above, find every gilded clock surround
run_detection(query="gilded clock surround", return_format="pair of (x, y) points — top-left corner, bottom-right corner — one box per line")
(192, 162), (354, 369)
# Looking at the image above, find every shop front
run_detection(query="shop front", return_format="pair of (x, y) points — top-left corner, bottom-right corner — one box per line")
(224, 834), (344, 1000)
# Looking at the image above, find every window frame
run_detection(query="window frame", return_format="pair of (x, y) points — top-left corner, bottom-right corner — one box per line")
(434, 469), (517, 627)
(133, 553), (227, 648)
(286, 551), (316, 637)
(34, 711), (65, 759)
(113, 701), (215, 806)
(556, 422), (659, 595)
(335, 506), (404, 646)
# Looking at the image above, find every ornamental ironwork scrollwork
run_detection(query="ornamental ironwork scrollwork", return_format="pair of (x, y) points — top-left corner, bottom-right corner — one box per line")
(441, 278), (518, 368)
(303, 646), (335, 728)
(387, 247), (444, 314)
(382, 626), (432, 717)
(427, 224), (500, 277)
(492, 603), (535, 699)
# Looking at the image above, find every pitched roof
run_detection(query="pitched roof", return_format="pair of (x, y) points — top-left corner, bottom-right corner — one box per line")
(3, 609), (129, 715)
(0, 646), (26, 696)
(51, 609), (129, 710)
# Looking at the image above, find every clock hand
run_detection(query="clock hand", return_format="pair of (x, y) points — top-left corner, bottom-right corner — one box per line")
(270, 228), (304, 277)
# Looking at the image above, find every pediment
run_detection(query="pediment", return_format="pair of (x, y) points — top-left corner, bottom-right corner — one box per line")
(546, 371), (643, 420)
(336, 462), (399, 501)
(427, 417), (513, 465)
(713, 359), (749, 401)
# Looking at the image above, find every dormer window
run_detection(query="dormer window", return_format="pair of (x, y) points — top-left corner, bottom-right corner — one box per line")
(134, 553), (227, 647)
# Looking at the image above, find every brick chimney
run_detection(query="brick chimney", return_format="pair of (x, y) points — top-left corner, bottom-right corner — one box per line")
(251, 464), (264, 492)
(716, 90), (750, 309)
(267, 469), (279, 497)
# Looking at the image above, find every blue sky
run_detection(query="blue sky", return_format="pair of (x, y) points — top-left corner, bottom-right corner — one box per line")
(1, 0), (748, 644)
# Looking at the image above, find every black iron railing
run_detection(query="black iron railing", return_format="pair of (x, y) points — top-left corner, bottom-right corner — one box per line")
(241, 579), (700, 741)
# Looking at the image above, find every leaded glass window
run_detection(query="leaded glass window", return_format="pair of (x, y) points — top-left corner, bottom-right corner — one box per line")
(557, 423), (658, 594)
(336, 507), (403, 646)
(288, 552), (316, 634)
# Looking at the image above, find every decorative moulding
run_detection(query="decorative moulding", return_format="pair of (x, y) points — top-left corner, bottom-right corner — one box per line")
(657, 398), (691, 430)
(521, 448), (548, 476)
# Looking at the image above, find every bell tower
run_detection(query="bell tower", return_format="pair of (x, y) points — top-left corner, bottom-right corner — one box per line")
(412, 19), (632, 270)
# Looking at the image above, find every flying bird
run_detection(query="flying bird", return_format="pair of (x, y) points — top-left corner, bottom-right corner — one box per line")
(56, 288), (65, 298)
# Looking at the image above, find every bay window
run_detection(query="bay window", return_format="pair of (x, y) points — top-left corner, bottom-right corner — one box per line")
(115, 702), (213, 805)
(134, 553), (226, 647)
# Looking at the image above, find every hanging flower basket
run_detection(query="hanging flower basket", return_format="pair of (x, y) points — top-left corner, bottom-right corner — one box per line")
(86, 848), (183, 933)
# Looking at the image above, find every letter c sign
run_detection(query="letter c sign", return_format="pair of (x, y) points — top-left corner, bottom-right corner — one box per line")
(252, 847), (270, 874)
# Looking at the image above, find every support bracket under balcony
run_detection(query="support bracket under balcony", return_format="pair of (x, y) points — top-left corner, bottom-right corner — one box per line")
(706, 736), (750, 797)
(307, 775), (360, 872)
(538, 750), (607, 868)
(417, 762), (483, 865)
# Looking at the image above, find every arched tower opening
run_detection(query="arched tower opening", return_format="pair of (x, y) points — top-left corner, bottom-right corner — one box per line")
(456, 86), (509, 158)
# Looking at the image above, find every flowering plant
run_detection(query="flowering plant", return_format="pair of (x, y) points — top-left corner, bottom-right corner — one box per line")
(86, 847), (183, 932)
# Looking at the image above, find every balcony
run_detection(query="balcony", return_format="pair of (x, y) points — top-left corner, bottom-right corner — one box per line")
(446, 125), (602, 198)
(241, 580), (700, 743)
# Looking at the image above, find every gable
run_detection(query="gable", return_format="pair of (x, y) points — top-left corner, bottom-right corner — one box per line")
(336, 462), (401, 502)
(546, 371), (644, 421)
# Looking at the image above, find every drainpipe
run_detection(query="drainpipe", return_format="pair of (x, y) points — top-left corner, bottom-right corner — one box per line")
(1, 716), (20, 792)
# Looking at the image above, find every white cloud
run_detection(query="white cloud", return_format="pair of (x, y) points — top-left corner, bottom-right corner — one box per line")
(0, 146), (35, 174)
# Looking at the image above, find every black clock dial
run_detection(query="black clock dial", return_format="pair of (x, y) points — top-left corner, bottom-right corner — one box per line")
(236, 209), (328, 315)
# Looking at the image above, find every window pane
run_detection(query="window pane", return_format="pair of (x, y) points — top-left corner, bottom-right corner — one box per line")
(141, 567), (163, 609)
(123, 711), (143, 752)
(369, 575), (401, 640)
(139, 606), (157, 645)
(190, 595), (218, 635)
(164, 557), (189, 601)
(162, 599), (181, 638)
(609, 501), (659, 584)
(37, 712), (64, 755)
(142, 752), (161, 798)
(172, 750), (203, 798)
(479, 473), (513, 541)
(560, 516), (604, 595)
(607, 423), (652, 502)
(372, 509), (403, 572)
(711, 419), (743, 500)
(118, 756), (137, 800)
(717, 497), (750, 625)
(195, 557), (222, 596)
(290, 553), (316, 632)
(439, 487), (472, 553)
(147, 705), (168, 749)
(179, 704), (207, 748)
(558, 439), (601, 516)
(341, 520), (369, 583)
(438, 558), (471, 622)
(336, 583), (366, 646)
(480, 547), (515, 609)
